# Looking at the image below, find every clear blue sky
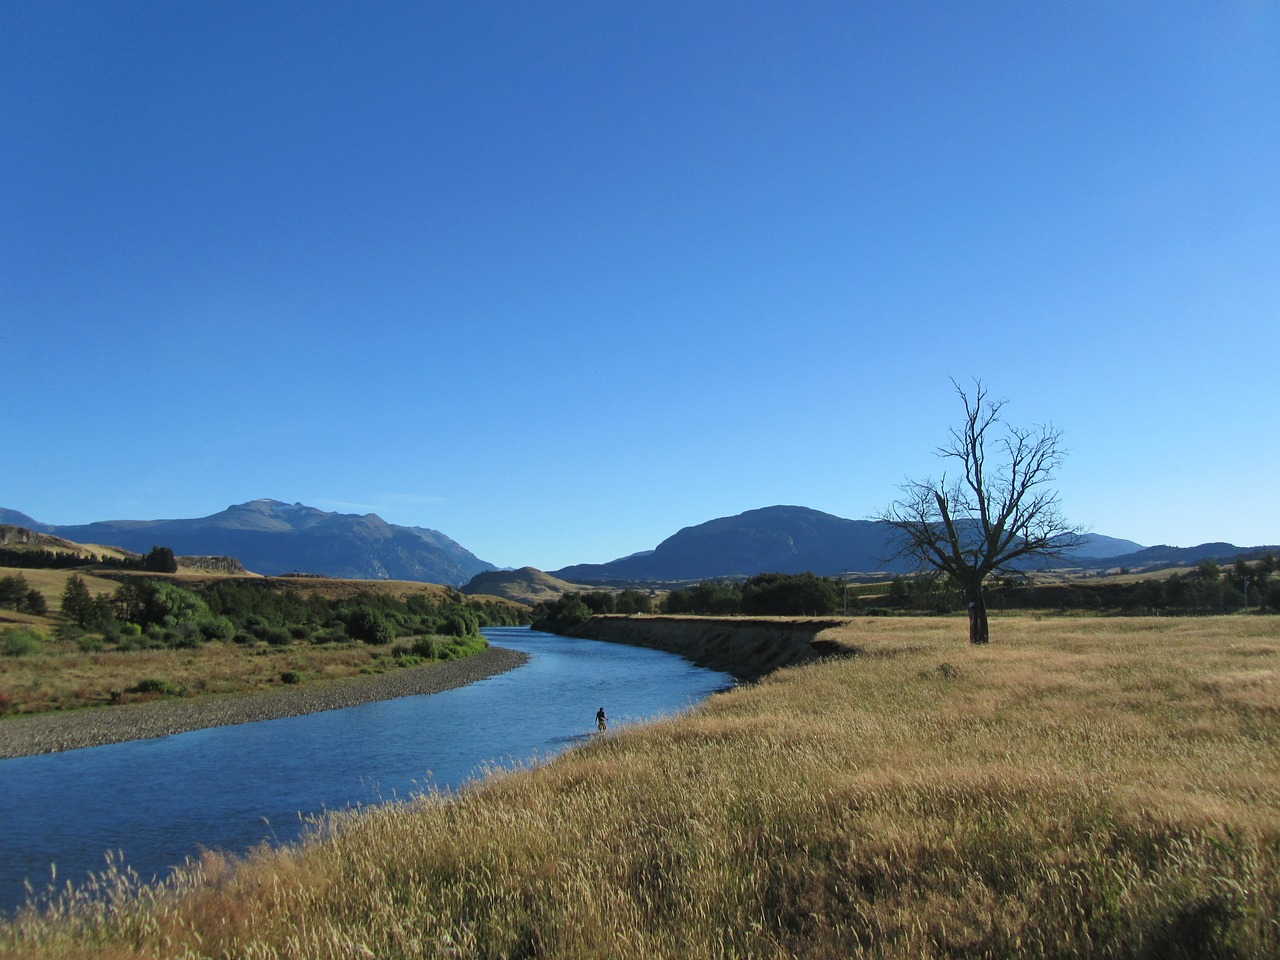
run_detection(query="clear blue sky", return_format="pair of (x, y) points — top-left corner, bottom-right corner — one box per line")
(3, 2), (1278, 571)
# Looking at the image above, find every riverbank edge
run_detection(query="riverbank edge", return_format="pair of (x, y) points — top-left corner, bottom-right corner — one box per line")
(0, 646), (530, 759)
(566, 614), (859, 680)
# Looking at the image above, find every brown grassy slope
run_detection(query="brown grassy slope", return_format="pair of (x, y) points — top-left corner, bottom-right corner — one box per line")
(0, 526), (135, 562)
(462, 566), (600, 604)
(0, 567), (119, 634)
(0, 567), (119, 606)
(4, 614), (1278, 959)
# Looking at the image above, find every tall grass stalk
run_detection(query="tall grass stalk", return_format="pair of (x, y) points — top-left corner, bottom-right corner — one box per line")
(3, 615), (1277, 958)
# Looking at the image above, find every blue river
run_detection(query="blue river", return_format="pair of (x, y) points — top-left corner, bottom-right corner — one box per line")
(0, 627), (732, 914)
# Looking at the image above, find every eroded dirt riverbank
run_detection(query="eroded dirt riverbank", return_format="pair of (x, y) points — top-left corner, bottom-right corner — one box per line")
(567, 614), (858, 680)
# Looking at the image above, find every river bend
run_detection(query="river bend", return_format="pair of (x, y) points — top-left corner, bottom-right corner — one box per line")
(0, 627), (732, 914)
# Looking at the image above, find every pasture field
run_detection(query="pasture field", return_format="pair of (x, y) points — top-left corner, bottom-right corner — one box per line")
(3, 614), (1278, 959)
(0, 566), (508, 714)
(0, 634), (422, 714)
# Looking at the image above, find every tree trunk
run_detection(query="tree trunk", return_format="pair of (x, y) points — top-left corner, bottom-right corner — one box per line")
(967, 586), (989, 645)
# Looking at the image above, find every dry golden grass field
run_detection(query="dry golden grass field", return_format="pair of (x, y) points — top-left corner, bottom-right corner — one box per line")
(3, 613), (1279, 959)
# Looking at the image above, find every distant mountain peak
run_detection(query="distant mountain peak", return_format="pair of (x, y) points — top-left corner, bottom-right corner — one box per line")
(552, 504), (1150, 584)
(237, 498), (322, 514)
(0, 500), (494, 586)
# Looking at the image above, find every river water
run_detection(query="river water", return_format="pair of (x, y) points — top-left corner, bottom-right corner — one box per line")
(0, 627), (732, 914)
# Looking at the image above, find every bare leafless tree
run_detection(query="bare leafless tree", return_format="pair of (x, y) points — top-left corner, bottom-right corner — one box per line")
(878, 380), (1087, 643)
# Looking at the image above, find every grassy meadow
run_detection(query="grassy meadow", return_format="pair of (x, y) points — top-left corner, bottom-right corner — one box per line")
(3, 614), (1278, 958)
(0, 635), (435, 713)
(0, 567), (507, 714)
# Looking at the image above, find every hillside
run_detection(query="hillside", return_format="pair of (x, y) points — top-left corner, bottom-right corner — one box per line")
(9, 501), (1271, 589)
(2, 500), (495, 586)
(461, 566), (597, 605)
(0, 524), (136, 563)
(553, 505), (1147, 584)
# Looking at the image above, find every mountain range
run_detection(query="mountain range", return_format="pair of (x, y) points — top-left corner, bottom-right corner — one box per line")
(3, 501), (1274, 590)
(0, 500), (494, 586)
(551, 505), (1146, 584)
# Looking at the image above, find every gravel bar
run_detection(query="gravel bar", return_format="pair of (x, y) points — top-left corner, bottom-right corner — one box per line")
(0, 646), (530, 759)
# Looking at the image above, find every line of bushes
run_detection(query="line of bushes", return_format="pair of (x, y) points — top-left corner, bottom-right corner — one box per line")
(531, 589), (653, 633)
(57, 576), (529, 652)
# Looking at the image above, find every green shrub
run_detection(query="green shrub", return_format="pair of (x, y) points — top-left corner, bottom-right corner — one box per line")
(261, 627), (292, 646)
(441, 608), (480, 637)
(2, 627), (44, 657)
(144, 623), (200, 649)
(199, 616), (236, 642)
(411, 636), (441, 659)
(130, 678), (178, 696)
(280, 670), (304, 685)
(439, 633), (487, 661)
(347, 607), (394, 645)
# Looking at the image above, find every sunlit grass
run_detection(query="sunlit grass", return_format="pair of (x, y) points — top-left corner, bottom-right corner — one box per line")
(0, 566), (493, 714)
(4, 614), (1278, 958)
(0, 639), (419, 713)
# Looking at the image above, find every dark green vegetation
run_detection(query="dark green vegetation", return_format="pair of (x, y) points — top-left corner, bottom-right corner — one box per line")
(891, 556), (1280, 616)
(55, 575), (525, 651)
(2, 568), (529, 715)
(665, 572), (846, 616)
(533, 560), (1280, 636)
(532, 573), (859, 631)
(1, 544), (176, 573)
(0, 573), (48, 616)
(531, 588), (654, 633)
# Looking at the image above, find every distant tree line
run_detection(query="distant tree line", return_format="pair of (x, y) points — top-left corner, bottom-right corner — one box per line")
(532, 574), (846, 633)
(531, 589), (653, 633)
(0, 544), (178, 573)
(530, 557), (1280, 635)
(58, 576), (529, 652)
(665, 573), (846, 617)
(883, 556), (1279, 616)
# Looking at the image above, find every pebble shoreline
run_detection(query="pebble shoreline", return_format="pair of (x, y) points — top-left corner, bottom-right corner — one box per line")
(0, 646), (530, 760)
